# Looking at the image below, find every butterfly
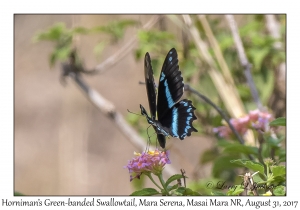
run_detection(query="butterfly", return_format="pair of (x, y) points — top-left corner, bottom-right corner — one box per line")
(140, 48), (197, 149)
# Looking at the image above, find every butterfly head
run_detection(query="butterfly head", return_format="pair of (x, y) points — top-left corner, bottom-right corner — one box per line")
(140, 104), (155, 125)
(140, 104), (149, 117)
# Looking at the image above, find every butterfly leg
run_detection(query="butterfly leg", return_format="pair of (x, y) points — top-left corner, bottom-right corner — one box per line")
(145, 125), (152, 152)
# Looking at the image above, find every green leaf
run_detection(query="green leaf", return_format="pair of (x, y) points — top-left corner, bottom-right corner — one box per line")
(253, 174), (265, 183)
(173, 187), (199, 196)
(92, 19), (138, 41)
(14, 191), (24, 196)
(200, 148), (218, 164)
(165, 174), (184, 187)
(230, 159), (265, 175)
(223, 143), (258, 156)
(269, 117), (286, 126)
(55, 46), (72, 60)
(273, 186), (285, 196)
(278, 150), (286, 163)
(272, 175), (286, 184)
(254, 69), (275, 104)
(94, 41), (107, 59)
(213, 156), (240, 177)
(72, 27), (89, 34)
(49, 46), (71, 66)
(168, 184), (179, 191)
(271, 165), (286, 177)
(217, 139), (232, 148)
(227, 185), (244, 196)
(130, 188), (160, 196)
(211, 191), (226, 196)
(173, 187), (185, 196)
(248, 48), (269, 71)
(190, 190), (201, 196)
(184, 188), (201, 196)
(33, 22), (66, 42)
(265, 135), (284, 148)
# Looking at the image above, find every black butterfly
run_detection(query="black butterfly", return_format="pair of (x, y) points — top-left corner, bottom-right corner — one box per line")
(140, 48), (197, 148)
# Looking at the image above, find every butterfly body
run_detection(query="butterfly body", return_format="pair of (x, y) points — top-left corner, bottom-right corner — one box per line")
(141, 48), (197, 148)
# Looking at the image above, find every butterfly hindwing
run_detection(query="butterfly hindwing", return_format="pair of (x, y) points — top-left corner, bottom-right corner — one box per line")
(159, 99), (198, 140)
(157, 48), (184, 121)
(144, 52), (157, 120)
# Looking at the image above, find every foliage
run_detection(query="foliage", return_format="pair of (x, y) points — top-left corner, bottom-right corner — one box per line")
(129, 15), (285, 196)
(33, 20), (138, 67)
(34, 15), (286, 196)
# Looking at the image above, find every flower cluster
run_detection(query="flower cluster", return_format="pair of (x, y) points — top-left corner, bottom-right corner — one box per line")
(125, 149), (171, 181)
(213, 109), (274, 138)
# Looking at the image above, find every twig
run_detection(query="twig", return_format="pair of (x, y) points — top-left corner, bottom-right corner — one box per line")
(184, 84), (245, 146)
(181, 15), (246, 117)
(180, 169), (187, 188)
(265, 15), (286, 118)
(62, 63), (178, 177)
(185, 84), (255, 161)
(241, 172), (259, 196)
(94, 15), (160, 74)
(225, 15), (263, 111)
(139, 80), (253, 159)
(265, 15), (282, 50)
(257, 130), (268, 175)
(198, 15), (235, 85)
(61, 51), (176, 176)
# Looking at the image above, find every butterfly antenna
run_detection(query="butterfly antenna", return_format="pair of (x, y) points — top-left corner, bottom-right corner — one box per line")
(139, 81), (158, 88)
(127, 109), (142, 116)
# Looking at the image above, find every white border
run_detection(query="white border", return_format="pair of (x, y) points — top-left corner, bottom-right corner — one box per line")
(1, 0), (298, 209)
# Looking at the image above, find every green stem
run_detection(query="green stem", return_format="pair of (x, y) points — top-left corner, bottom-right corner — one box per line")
(157, 173), (170, 196)
(146, 174), (163, 191)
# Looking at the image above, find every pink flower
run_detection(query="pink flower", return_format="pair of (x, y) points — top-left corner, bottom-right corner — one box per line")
(213, 126), (231, 138)
(125, 150), (171, 181)
(213, 109), (274, 138)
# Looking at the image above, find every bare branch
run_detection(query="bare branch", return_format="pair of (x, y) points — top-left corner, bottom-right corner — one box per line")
(184, 84), (246, 146)
(225, 15), (263, 111)
(94, 15), (160, 74)
(63, 68), (178, 177)
(265, 15), (282, 50)
(198, 15), (235, 85)
(181, 15), (246, 119)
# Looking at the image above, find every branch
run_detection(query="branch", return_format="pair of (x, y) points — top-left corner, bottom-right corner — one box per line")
(181, 15), (246, 119)
(93, 15), (160, 74)
(197, 15), (235, 85)
(62, 63), (178, 177)
(225, 15), (263, 111)
(185, 84), (254, 160)
(184, 84), (245, 146)
(265, 15), (282, 50)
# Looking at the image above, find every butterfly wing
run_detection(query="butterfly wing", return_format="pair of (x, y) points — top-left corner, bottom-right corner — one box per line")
(157, 48), (197, 145)
(159, 99), (198, 140)
(157, 48), (184, 120)
(145, 52), (169, 148)
(144, 52), (157, 120)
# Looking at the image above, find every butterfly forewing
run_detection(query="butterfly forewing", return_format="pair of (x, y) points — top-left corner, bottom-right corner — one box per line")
(144, 52), (157, 120)
(157, 48), (184, 121)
